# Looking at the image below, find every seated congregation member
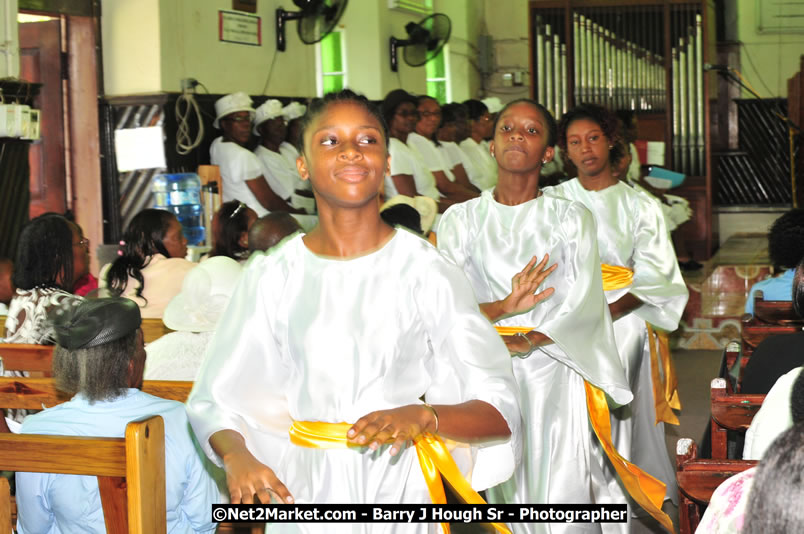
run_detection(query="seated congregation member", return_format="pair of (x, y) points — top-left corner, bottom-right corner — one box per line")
(210, 92), (297, 216)
(380, 89), (447, 211)
(437, 103), (491, 192)
(553, 104), (688, 509)
(279, 101), (309, 183)
(253, 100), (311, 214)
(409, 95), (478, 202)
(743, 366), (803, 460)
(208, 200), (257, 263)
(187, 90), (520, 533)
(741, 258), (804, 395)
(4, 213), (87, 343)
(698, 368), (804, 533)
(247, 212), (303, 253)
(380, 195), (437, 238)
(460, 99), (498, 189)
(0, 258), (14, 315)
(744, 208), (804, 315)
(15, 297), (218, 534)
(144, 257), (242, 381)
(100, 209), (194, 319)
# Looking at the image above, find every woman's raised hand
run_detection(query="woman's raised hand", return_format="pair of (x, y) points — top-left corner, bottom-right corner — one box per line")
(348, 404), (436, 456)
(501, 254), (557, 316)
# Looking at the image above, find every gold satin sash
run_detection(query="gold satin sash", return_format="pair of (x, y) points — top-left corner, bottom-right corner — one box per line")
(289, 421), (511, 534)
(584, 383), (675, 532)
(600, 263), (681, 425)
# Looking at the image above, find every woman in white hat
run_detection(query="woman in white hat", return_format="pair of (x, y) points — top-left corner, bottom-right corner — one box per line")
(144, 256), (243, 381)
(210, 92), (298, 216)
(252, 99), (311, 214)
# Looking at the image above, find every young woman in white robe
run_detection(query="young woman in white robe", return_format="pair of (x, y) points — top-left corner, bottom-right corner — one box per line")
(551, 104), (688, 508)
(437, 99), (656, 534)
(186, 90), (521, 534)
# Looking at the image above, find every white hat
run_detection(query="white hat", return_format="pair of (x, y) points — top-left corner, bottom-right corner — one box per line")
(214, 92), (256, 129)
(163, 256), (243, 332)
(282, 101), (307, 121)
(380, 195), (437, 234)
(253, 99), (284, 135)
(481, 96), (503, 114)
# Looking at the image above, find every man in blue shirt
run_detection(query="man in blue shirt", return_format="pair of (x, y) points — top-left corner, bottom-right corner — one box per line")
(15, 298), (219, 534)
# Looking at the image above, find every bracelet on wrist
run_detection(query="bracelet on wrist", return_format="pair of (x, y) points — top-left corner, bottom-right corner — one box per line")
(422, 402), (439, 434)
(514, 331), (537, 359)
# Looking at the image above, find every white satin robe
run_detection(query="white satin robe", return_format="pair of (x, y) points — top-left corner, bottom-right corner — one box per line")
(548, 179), (689, 506)
(186, 230), (522, 534)
(438, 190), (632, 534)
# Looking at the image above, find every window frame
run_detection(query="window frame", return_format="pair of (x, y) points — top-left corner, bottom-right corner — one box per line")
(316, 30), (347, 97)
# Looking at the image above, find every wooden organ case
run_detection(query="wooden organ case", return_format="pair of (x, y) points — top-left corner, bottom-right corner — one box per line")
(528, 0), (717, 260)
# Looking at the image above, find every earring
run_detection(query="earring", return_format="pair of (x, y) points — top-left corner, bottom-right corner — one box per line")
(608, 145), (613, 149)
(541, 160), (547, 164)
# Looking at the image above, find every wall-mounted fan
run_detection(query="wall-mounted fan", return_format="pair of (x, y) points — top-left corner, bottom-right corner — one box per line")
(389, 13), (451, 72)
(276, 0), (348, 52)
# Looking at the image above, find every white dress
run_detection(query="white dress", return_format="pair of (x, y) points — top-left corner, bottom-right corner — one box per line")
(406, 132), (456, 182)
(254, 145), (314, 213)
(438, 190), (631, 534)
(548, 179), (688, 505)
(386, 138), (441, 201)
(278, 141), (312, 191)
(211, 137), (280, 217)
(458, 138), (497, 190)
(187, 230), (521, 534)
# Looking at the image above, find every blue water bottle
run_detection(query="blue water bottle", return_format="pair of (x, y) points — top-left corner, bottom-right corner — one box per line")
(152, 173), (206, 246)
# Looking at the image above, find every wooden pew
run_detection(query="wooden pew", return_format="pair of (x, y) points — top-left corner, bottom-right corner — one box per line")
(0, 415), (167, 534)
(0, 377), (192, 409)
(710, 378), (765, 459)
(676, 437), (757, 534)
(0, 343), (54, 377)
(141, 318), (174, 344)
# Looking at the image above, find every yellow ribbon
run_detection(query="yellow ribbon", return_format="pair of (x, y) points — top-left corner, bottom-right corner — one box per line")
(600, 263), (634, 290)
(584, 383), (675, 533)
(289, 421), (511, 534)
(600, 264), (681, 425)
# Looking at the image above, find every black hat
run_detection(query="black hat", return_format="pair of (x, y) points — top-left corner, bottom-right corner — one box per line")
(49, 297), (142, 350)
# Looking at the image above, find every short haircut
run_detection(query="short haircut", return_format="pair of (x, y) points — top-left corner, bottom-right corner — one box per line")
(12, 213), (76, 292)
(105, 209), (176, 300)
(768, 209), (804, 270)
(296, 89), (389, 154)
(492, 98), (558, 147)
(743, 422), (804, 533)
(557, 103), (626, 168)
(248, 212), (303, 252)
(53, 329), (138, 402)
(209, 200), (252, 260)
(462, 99), (489, 121)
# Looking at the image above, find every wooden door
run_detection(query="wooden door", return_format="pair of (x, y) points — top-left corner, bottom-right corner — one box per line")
(19, 19), (66, 218)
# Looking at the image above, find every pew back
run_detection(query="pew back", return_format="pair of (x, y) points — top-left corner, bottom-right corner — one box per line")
(0, 415), (166, 534)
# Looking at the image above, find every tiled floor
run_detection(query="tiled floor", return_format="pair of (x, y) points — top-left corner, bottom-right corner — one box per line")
(631, 348), (723, 534)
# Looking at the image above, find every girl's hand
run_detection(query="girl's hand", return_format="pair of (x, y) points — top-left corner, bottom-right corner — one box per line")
(221, 448), (294, 505)
(501, 254), (557, 316)
(347, 404), (436, 456)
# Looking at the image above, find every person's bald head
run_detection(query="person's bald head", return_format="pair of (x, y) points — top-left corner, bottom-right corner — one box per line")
(248, 213), (303, 253)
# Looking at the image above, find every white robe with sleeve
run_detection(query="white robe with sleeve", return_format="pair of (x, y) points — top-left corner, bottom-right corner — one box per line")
(386, 138), (441, 201)
(438, 190), (631, 534)
(186, 230), (521, 534)
(548, 179), (688, 505)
